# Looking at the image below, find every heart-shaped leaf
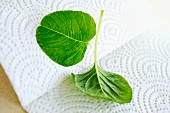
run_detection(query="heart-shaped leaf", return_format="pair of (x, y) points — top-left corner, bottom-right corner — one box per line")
(36, 11), (96, 66)
(71, 64), (132, 104)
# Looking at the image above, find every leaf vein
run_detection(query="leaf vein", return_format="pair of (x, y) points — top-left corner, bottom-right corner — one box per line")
(40, 26), (88, 44)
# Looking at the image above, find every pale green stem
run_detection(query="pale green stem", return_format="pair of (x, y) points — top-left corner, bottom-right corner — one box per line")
(94, 10), (105, 96)
(94, 10), (104, 67)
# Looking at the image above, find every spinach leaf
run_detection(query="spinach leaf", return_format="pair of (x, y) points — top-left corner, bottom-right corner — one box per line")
(71, 10), (132, 104)
(36, 11), (96, 66)
(72, 65), (132, 103)
(36, 10), (132, 104)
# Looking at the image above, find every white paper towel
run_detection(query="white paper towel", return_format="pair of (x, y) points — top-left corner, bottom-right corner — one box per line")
(25, 31), (170, 113)
(1, 0), (169, 112)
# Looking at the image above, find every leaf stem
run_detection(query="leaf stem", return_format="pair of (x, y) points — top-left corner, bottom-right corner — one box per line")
(94, 10), (104, 67)
(94, 10), (106, 97)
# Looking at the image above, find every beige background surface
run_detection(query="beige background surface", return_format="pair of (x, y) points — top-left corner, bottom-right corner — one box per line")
(0, 65), (26, 113)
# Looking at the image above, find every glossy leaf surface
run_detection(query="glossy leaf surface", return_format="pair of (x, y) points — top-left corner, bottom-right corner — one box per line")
(36, 11), (96, 66)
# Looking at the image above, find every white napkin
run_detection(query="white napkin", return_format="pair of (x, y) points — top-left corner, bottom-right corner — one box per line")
(1, 0), (169, 112)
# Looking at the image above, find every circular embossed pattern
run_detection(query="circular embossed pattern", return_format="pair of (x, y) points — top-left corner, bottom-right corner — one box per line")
(0, 0), (140, 107)
(1, 0), (169, 112)
(25, 32), (170, 113)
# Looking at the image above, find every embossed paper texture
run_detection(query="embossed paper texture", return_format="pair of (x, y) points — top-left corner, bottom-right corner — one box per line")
(1, 0), (169, 112)
(25, 31), (170, 113)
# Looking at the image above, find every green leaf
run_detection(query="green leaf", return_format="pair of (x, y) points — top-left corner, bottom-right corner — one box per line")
(36, 10), (96, 66)
(71, 64), (132, 104)
(36, 10), (132, 103)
